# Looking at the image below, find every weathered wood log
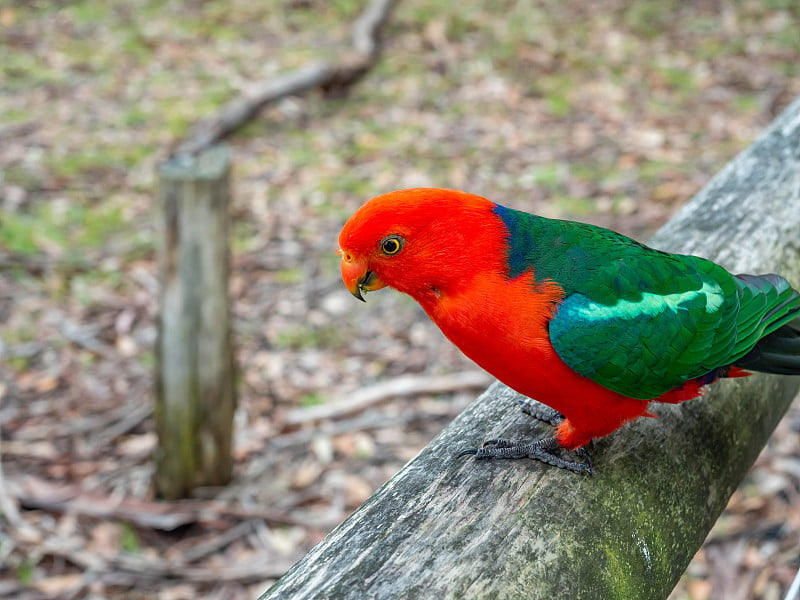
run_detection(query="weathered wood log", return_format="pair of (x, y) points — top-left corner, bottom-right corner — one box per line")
(259, 97), (800, 599)
(154, 146), (236, 500)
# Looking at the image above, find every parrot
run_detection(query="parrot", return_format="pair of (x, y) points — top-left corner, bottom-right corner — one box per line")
(338, 187), (800, 474)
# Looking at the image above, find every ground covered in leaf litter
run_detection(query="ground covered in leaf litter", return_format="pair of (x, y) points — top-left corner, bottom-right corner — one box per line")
(1, 1), (799, 598)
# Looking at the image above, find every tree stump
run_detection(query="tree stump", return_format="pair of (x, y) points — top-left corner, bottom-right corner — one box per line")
(154, 146), (236, 500)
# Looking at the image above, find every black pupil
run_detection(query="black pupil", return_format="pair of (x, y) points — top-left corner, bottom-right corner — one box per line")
(384, 240), (397, 253)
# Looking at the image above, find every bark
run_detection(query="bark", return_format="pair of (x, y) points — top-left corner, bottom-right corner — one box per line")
(258, 97), (800, 599)
(154, 146), (236, 500)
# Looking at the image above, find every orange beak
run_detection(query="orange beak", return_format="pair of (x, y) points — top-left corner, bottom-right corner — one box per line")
(340, 251), (385, 302)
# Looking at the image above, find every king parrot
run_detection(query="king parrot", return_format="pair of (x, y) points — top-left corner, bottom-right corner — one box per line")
(338, 188), (800, 474)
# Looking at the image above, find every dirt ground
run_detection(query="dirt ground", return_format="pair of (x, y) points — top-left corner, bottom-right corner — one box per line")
(1, 1), (799, 598)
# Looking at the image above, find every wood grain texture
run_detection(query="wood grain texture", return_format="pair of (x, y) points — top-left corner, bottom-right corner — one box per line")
(259, 97), (800, 600)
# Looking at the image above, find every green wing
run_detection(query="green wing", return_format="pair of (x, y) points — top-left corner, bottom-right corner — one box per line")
(548, 250), (800, 399)
(492, 204), (800, 400)
(551, 256), (771, 399)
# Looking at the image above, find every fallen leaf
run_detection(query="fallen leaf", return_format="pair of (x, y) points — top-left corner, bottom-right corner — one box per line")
(343, 474), (373, 509)
(686, 578), (712, 600)
(34, 574), (83, 595)
(117, 432), (157, 456)
(291, 460), (324, 489)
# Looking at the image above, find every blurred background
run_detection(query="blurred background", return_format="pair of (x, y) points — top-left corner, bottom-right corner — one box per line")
(1, 0), (799, 598)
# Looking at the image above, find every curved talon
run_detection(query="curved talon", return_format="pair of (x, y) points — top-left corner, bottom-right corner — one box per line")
(456, 448), (479, 458)
(517, 400), (565, 426)
(576, 447), (593, 471)
(457, 439), (513, 459)
(482, 438), (509, 448)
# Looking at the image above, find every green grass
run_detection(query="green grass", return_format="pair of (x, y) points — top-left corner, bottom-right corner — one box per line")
(2, 52), (66, 90)
(119, 523), (141, 554)
(529, 164), (566, 191)
(299, 392), (325, 408)
(655, 66), (697, 95)
(15, 560), (34, 586)
(622, 0), (682, 39)
(274, 269), (304, 285)
(550, 195), (597, 216)
(0, 200), (128, 259)
(275, 324), (344, 350)
(732, 94), (761, 113)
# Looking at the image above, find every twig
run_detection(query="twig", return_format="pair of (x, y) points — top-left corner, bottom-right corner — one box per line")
(0, 251), (91, 277)
(0, 340), (44, 360)
(57, 317), (114, 357)
(0, 120), (39, 139)
(285, 371), (493, 425)
(242, 409), (425, 484)
(270, 408), (420, 451)
(14, 399), (150, 442)
(174, 61), (331, 156)
(173, 0), (398, 157)
(0, 433), (41, 543)
(12, 476), (335, 530)
(30, 535), (296, 584)
(351, 0), (396, 56)
(92, 401), (152, 448)
(172, 519), (260, 564)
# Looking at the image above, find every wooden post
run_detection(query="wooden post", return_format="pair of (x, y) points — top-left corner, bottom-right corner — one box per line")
(258, 97), (800, 599)
(154, 146), (236, 500)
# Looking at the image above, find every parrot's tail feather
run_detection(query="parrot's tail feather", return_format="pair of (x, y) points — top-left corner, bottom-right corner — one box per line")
(734, 320), (800, 375)
(724, 366), (752, 378)
(659, 365), (752, 404)
(736, 273), (800, 329)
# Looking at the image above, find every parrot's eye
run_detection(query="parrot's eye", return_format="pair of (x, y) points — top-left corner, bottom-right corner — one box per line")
(380, 235), (404, 256)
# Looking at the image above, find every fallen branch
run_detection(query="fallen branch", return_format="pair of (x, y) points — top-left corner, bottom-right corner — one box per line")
(285, 371), (493, 425)
(172, 519), (260, 564)
(0, 120), (39, 139)
(91, 401), (152, 448)
(29, 535), (296, 585)
(271, 408), (420, 451)
(173, 0), (398, 157)
(0, 435), (40, 543)
(0, 251), (92, 277)
(57, 318), (115, 357)
(11, 476), (336, 531)
(14, 398), (150, 443)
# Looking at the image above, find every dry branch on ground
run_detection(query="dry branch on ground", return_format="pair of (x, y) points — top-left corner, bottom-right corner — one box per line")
(173, 0), (398, 157)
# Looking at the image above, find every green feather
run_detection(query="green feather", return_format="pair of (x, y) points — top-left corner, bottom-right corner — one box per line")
(492, 203), (800, 399)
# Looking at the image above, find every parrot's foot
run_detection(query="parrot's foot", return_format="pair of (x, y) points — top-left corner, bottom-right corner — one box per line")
(516, 399), (564, 426)
(457, 437), (592, 475)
